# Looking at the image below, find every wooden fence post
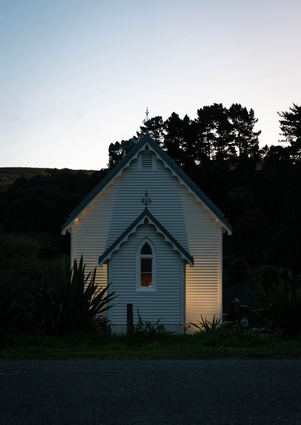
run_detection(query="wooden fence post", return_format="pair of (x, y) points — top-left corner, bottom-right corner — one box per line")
(127, 303), (134, 334)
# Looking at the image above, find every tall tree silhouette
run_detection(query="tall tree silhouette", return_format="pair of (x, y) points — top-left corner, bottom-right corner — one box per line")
(161, 113), (195, 167)
(194, 104), (234, 166)
(228, 104), (261, 162)
(278, 103), (301, 160)
(136, 116), (165, 144)
(108, 138), (137, 168)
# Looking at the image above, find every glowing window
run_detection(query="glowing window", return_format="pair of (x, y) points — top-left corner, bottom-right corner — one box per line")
(137, 240), (156, 290)
(141, 243), (152, 287)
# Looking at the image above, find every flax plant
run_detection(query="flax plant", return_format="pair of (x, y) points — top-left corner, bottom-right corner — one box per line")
(191, 315), (222, 333)
(29, 256), (116, 335)
(255, 279), (301, 335)
(0, 272), (25, 332)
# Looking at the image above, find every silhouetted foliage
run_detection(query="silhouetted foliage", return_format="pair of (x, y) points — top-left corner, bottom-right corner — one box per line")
(278, 103), (301, 160)
(162, 113), (195, 167)
(228, 103), (261, 162)
(0, 257), (116, 335)
(28, 256), (116, 336)
(255, 276), (301, 335)
(108, 103), (301, 275)
(137, 116), (165, 144)
(1, 102), (301, 279)
(108, 139), (137, 168)
(0, 168), (94, 265)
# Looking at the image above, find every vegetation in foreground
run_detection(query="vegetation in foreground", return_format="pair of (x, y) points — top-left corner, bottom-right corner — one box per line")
(0, 256), (116, 336)
(1, 254), (301, 361)
(0, 328), (301, 361)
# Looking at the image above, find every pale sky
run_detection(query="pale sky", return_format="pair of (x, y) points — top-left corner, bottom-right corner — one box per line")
(1, 0), (300, 170)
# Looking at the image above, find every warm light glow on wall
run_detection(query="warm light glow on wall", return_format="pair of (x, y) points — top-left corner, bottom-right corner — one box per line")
(185, 261), (222, 329)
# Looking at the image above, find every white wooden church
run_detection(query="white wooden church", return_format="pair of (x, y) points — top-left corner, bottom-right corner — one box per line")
(62, 134), (232, 333)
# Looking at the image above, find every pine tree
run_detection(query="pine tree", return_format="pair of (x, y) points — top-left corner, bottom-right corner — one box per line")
(278, 103), (301, 160)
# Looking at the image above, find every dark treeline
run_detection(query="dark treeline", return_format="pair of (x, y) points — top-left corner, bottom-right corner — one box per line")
(0, 103), (301, 279)
(109, 103), (301, 276)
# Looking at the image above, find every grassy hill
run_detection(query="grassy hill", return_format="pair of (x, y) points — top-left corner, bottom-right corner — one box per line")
(0, 167), (96, 191)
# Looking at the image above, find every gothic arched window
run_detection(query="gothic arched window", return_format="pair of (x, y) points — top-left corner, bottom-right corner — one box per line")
(136, 239), (156, 290)
(141, 242), (152, 287)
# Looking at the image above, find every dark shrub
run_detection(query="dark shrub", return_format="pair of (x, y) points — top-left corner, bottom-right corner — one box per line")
(28, 256), (116, 336)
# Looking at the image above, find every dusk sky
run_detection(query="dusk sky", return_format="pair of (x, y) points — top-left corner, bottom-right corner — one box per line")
(1, 0), (300, 170)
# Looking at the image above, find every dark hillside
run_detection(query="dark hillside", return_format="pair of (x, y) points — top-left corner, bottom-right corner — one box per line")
(0, 168), (50, 191)
(1, 161), (301, 277)
(0, 167), (96, 191)
(0, 167), (107, 271)
(1, 100), (301, 283)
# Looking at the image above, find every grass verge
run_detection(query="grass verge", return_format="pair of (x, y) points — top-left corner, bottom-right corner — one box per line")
(1, 330), (301, 360)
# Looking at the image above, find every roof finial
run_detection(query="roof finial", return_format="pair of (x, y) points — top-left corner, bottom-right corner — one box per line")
(141, 189), (152, 209)
(143, 107), (149, 124)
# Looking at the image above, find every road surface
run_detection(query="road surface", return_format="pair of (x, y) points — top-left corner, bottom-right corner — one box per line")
(1, 359), (301, 424)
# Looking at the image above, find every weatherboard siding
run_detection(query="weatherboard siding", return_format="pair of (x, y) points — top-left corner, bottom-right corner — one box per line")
(72, 152), (188, 259)
(107, 223), (184, 332)
(71, 184), (117, 287)
(67, 144), (225, 332)
(106, 155), (189, 250)
(180, 187), (222, 329)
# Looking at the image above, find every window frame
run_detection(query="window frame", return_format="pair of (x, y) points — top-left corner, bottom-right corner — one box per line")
(136, 238), (157, 291)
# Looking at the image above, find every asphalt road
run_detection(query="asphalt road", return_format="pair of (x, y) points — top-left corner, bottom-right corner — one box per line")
(1, 359), (301, 425)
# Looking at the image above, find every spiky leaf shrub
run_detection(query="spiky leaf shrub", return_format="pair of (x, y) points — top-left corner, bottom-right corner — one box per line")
(191, 315), (222, 333)
(29, 256), (116, 335)
(123, 310), (168, 345)
(0, 272), (26, 332)
(135, 310), (167, 335)
(255, 280), (301, 335)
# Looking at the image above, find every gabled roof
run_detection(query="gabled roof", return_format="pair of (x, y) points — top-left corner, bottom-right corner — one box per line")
(98, 208), (194, 266)
(61, 133), (232, 234)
